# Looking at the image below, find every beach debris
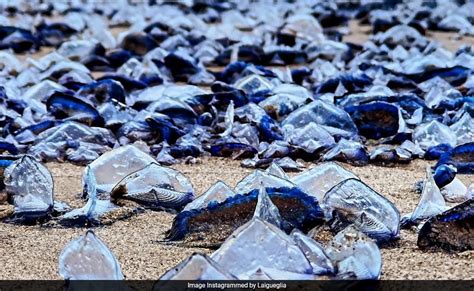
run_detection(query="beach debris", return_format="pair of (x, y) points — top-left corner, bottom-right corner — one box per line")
(3, 155), (54, 223)
(323, 178), (400, 242)
(418, 199), (473, 252)
(1, 0), (474, 281)
(326, 225), (382, 280)
(110, 163), (194, 211)
(413, 121), (457, 151)
(59, 230), (123, 280)
(0, 1), (472, 171)
(321, 139), (369, 166)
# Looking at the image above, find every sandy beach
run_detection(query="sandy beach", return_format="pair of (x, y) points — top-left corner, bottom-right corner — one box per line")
(0, 158), (472, 280)
(1, 10), (473, 280)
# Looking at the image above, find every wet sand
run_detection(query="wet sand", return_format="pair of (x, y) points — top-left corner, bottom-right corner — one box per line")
(0, 158), (472, 280)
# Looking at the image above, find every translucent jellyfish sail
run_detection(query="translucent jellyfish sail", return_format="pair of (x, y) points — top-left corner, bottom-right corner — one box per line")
(292, 162), (358, 202)
(60, 166), (117, 226)
(3, 155), (54, 222)
(183, 180), (235, 211)
(326, 225), (382, 280)
(291, 229), (335, 275)
(402, 167), (447, 227)
(159, 253), (236, 280)
(253, 183), (282, 228)
(59, 230), (123, 280)
(220, 100), (234, 137)
(85, 145), (157, 193)
(323, 178), (400, 242)
(211, 217), (313, 277)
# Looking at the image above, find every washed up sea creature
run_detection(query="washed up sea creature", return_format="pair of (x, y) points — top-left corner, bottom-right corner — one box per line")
(344, 101), (402, 140)
(110, 163), (194, 211)
(326, 225), (382, 280)
(59, 230), (123, 280)
(418, 199), (473, 252)
(413, 120), (457, 151)
(253, 183), (282, 228)
(234, 170), (294, 195)
(85, 145), (156, 194)
(401, 167), (447, 228)
(166, 186), (324, 245)
(323, 178), (400, 242)
(433, 164), (457, 189)
(265, 162), (290, 180)
(282, 100), (358, 139)
(183, 180), (235, 212)
(292, 162), (358, 202)
(321, 139), (369, 166)
(158, 253), (237, 280)
(3, 155), (54, 223)
(59, 166), (118, 227)
(210, 217), (313, 278)
(27, 121), (115, 164)
(291, 229), (335, 275)
(436, 142), (474, 174)
(440, 178), (470, 203)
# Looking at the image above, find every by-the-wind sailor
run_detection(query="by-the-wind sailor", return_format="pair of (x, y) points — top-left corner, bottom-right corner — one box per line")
(326, 225), (382, 280)
(286, 122), (335, 154)
(413, 120), (457, 150)
(59, 230), (123, 280)
(166, 186), (324, 244)
(85, 145), (157, 194)
(183, 181), (235, 212)
(441, 178), (470, 203)
(158, 253), (236, 280)
(282, 100), (358, 138)
(436, 142), (474, 174)
(433, 164), (457, 189)
(291, 229), (335, 275)
(110, 163), (194, 211)
(28, 121), (115, 163)
(344, 101), (401, 139)
(60, 166), (117, 226)
(450, 113), (473, 146)
(265, 162), (290, 180)
(323, 178), (400, 242)
(210, 217), (313, 277)
(401, 167), (447, 228)
(3, 155), (53, 223)
(321, 139), (369, 166)
(291, 162), (358, 202)
(417, 199), (473, 252)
